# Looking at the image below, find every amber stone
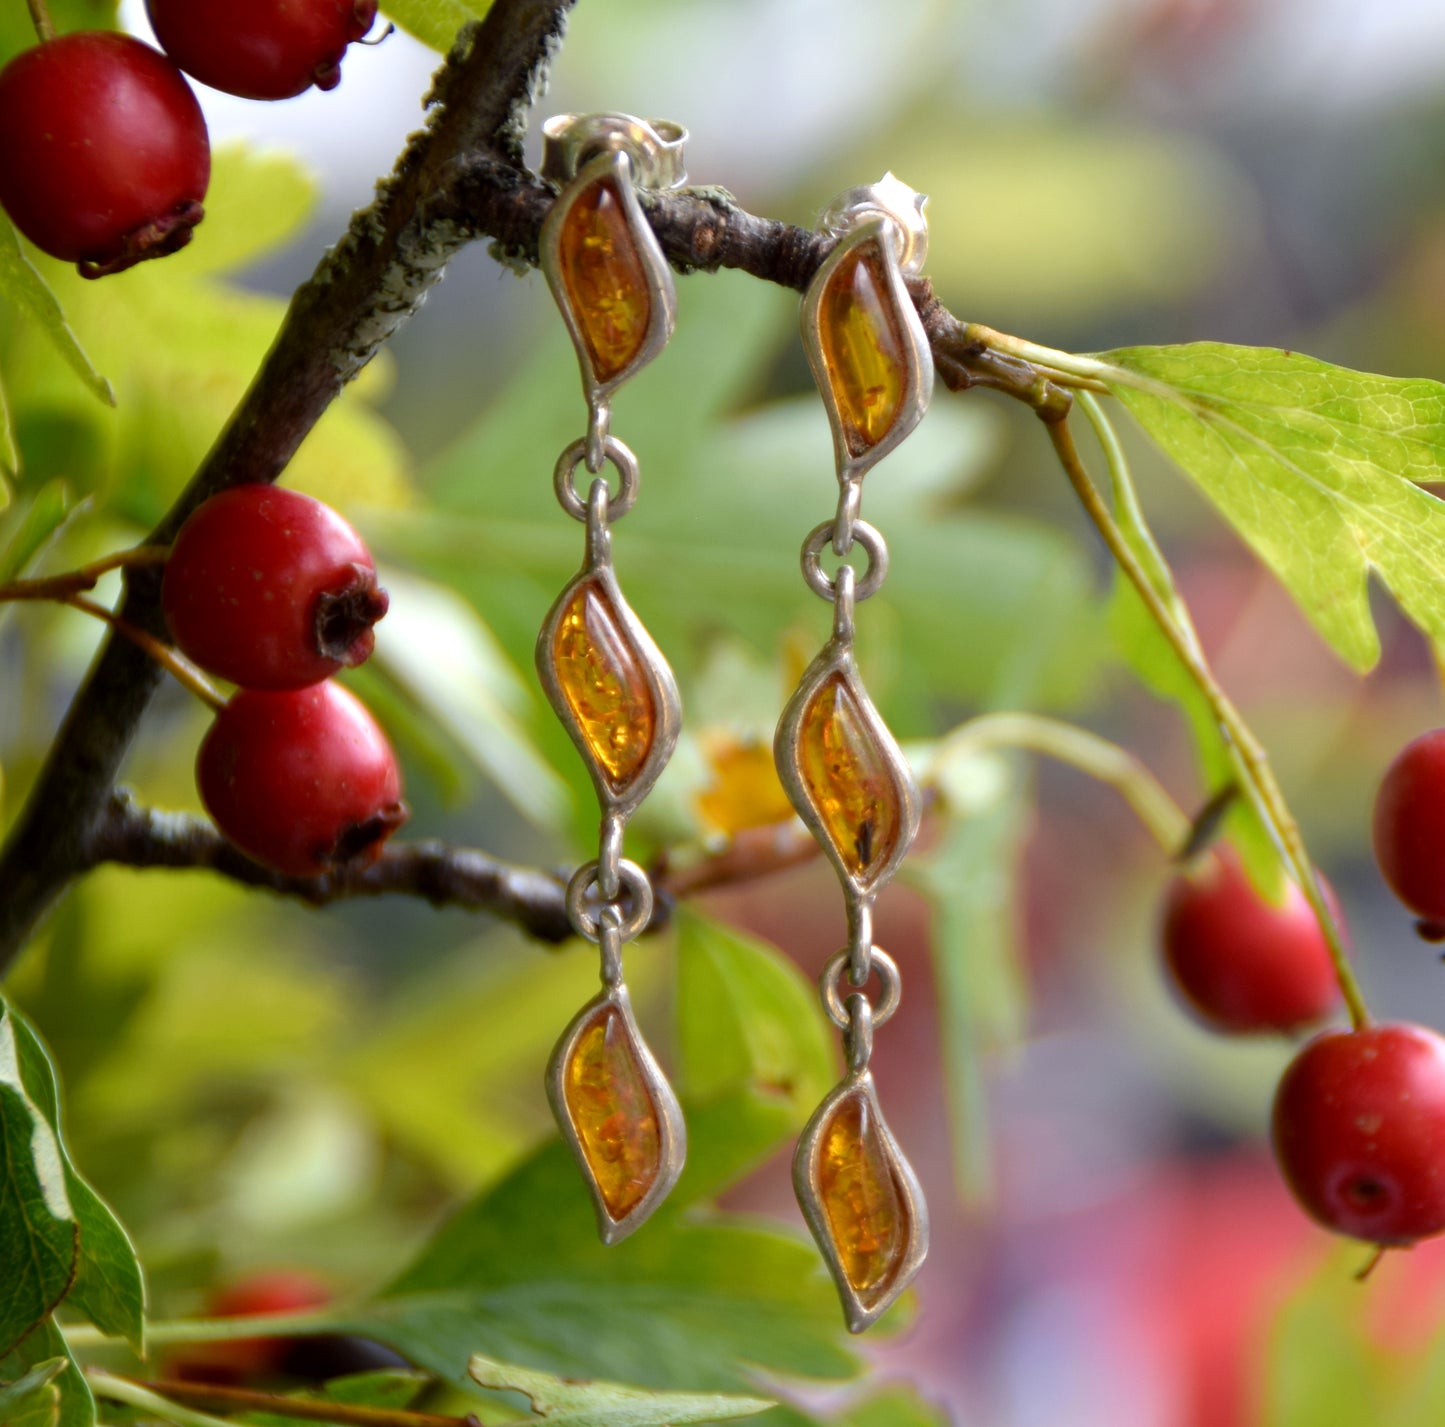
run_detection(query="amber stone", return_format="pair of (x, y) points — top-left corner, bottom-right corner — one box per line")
(556, 177), (653, 384)
(563, 1005), (662, 1222)
(552, 579), (657, 793)
(817, 240), (908, 458)
(795, 672), (903, 885)
(817, 1091), (908, 1306)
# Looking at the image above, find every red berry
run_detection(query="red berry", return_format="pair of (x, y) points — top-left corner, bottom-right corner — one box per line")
(163, 486), (388, 691)
(1272, 1023), (1445, 1245)
(0, 32), (209, 277)
(169, 1270), (331, 1384)
(198, 683), (406, 878)
(1160, 849), (1343, 1034)
(145, 0), (379, 100)
(1373, 729), (1445, 930)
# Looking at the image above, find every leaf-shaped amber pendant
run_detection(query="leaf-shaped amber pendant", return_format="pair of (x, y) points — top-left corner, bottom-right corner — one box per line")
(547, 985), (686, 1243)
(540, 149), (676, 404)
(775, 644), (920, 896)
(538, 561), (680, 817)
(794, 1072), (928, 1332)
(801, 216), (933, 484)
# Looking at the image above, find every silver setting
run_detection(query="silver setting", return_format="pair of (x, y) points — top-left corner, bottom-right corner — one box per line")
(539, 115), (687, 1245)
(539, 147), (679, 430)
(782, 176), (932, 1329)
(800, 213), (935, 491)
(541, 113), (689, 191)
(535, 479), (681, 824)
(818, 173), (930, 275)
(546, 979), (688, 1246)
(773, 617), (922, 902)
(793, 1066), (929, 1334)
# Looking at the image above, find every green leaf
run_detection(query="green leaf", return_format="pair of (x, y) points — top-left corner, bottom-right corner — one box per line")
(908, 746), (1029, 1204)
(469, 1353), (772, 1427)
(0, 216), (113, 408)
(1103, 342), (1445, 673)
(0, 1320), (93, 1427)
(362, 1137), (853, 1389)
(381, 0), (488, 54)
(0, 1007), (77, 1358)
(3, 1002), (146, 1351)
(674, 908), (835, 1141)
(0, 482), (75, 584)
(0, 1355), (66, 1427)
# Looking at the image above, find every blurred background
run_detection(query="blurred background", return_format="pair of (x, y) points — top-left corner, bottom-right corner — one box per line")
(8, 0), (1445, 1423)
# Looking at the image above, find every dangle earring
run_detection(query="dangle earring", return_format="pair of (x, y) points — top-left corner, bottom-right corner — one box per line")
(535, 113), (689, 1244)
(775, 175), (933, 1331)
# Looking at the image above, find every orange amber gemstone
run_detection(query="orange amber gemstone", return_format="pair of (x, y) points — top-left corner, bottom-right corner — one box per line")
(796, 673), (903, 885)
(817, 1091), (908, 1306)
(563, 1005), (662, 1222)
(552, 578), (657, 792)
(557, 176), (653, 384)
(817, 240), (908, 458)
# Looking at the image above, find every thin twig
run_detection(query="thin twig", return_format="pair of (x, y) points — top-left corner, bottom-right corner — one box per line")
(930, 711), (1192, 854)
(25, 0), (55, 42)
(1045, 410), (1371, 1029)
(94, 1373), (480, 1427)
(64, 595), (225, 711)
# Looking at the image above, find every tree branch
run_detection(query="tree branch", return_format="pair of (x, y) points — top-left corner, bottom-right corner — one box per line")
(0, 0), (1074, 973)
(82, 793), (825, 942)
(0, 0), (577, 972)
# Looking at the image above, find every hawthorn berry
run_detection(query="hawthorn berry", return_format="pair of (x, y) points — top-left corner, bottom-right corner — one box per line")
(163, 486), (388, 691)
(0, 32), (209, 277)
(1160, 849), (1342, 1034)
(198, 683), (406, 878)
(145, 0), (379, 101)
(169, 1270), (331, 1384)
(1373, 728), (1445, 933)
(1272, 1023), (1445, 1245)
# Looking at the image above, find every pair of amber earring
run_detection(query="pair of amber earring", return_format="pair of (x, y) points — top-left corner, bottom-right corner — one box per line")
(533, 113), (928, 1333)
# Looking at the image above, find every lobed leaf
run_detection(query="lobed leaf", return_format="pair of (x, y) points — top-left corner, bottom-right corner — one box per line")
(1102, 342), (1445, 672)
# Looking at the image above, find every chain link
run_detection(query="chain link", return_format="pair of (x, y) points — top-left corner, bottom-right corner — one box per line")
(566, 858), (654, 943)
(819, 946), (901, 1033)
(801, 518), (889, 603)
(554, 435), (640, 522)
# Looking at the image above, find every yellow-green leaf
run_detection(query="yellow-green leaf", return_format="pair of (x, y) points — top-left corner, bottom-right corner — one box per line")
(381, 0), (488, 53)
(0, 217), (113, 408)
(1103, 342), (1445, 672)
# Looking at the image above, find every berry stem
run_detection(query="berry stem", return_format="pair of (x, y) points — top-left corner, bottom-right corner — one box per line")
(64, 595), (225, 711)
(25, 0), (54, 42)
(929, 712), (1192, 854)
(0, 544), (168, 603)
(87, 1370), (480, 1427)
(1050, 396), (1372, 1031)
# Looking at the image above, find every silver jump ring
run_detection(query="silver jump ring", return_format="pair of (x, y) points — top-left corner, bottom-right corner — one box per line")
(554, 436), (640, 523)
(566, 857), (654, 942)
(801, 519), (888, 603)
(820, 946), (901, 1030)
